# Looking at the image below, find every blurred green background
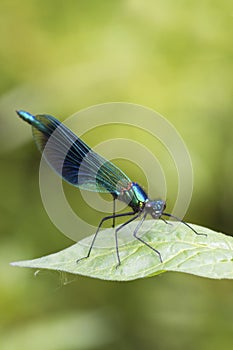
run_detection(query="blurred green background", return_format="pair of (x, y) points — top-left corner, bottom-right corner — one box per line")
(1, 1), (233, 349)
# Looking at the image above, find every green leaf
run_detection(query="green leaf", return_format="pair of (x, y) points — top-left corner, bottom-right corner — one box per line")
(11, 221), (233, 281)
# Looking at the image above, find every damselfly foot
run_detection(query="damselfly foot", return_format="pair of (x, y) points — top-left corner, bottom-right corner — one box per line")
(196, 231), (207, 237)
(76, 256), (89, 264)
(115, 262), (121, 269)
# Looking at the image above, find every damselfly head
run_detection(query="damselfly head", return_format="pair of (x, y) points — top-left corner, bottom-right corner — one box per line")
(145, 200), (166, 219)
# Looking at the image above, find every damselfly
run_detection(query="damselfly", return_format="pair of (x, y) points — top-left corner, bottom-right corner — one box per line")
(17, 110), (206, 266)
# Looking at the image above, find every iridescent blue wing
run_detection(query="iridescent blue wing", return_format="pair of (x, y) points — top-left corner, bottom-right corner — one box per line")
(17, 110), (131, 196)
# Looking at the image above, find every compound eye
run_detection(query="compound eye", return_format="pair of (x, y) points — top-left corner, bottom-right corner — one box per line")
(156, 203), (162, 211)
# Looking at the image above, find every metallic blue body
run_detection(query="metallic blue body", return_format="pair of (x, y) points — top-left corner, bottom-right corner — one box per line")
(16, 110), (165, 217)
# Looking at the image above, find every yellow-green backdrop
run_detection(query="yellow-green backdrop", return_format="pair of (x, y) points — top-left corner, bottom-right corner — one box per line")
(0, 1), (232, 349)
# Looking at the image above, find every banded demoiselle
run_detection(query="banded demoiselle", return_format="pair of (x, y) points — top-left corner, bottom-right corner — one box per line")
(16, 110), (206, 266)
